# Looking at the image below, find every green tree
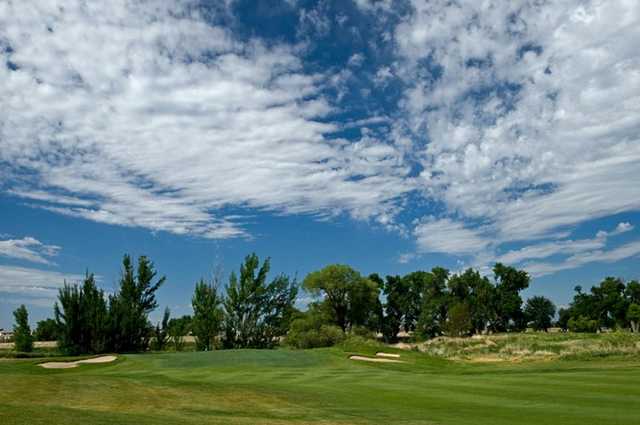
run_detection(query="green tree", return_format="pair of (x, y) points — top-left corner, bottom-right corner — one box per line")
(192, 279), (223, 351)
(417, 267), (449, 338)
(444, 303), (472, 337)
(35, 318), (59, 341)
(152, 307), (171, 351)
(13, 305), (33, 352)
(55, 273), (108, 355)
(591, 277), (627, 329)
(492, 263), (530, 331)
(223, 254), (298, 348)
(378, 274), (406, 341)
(108, 255), (165, 352)
(303, 264), (379, 332)
(628, 304), (640, 333)
(524, 296), (556, 331)
(557, 308), (572, 331)
(168, 315), (191, 351)
(625, 281), (640, 304)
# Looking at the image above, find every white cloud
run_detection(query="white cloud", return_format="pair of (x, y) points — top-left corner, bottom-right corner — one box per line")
(391, 0), (640, 272)
(495, 222), (634, 272)
(0, 0), (413, 240)
(0, 265), (85, 304)
(526, 240), (640, 277)
(414, 217), (490, 256)
(0, 237), (60, 265)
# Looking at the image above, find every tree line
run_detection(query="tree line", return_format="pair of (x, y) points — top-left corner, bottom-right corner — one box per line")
(8, 253), (640, 354)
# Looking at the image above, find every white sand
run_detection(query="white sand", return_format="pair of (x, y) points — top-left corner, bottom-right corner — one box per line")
(349, 355), (404, 363)
(375, 352), (401, 359)
(39, 355), (117, 369)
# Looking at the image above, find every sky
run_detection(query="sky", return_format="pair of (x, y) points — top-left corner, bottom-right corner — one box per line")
(1, 0), (639, 328)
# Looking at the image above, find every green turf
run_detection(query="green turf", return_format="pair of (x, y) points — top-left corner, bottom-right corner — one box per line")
(1, 345), (639, 425)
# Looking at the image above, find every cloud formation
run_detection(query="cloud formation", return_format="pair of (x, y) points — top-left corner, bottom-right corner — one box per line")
(1, 0), (639, 278)
(0, 0), (412, 239)
(0, 236), (60, 265)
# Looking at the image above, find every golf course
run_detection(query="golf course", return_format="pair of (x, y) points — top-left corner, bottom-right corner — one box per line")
(2, 337), (640, 425)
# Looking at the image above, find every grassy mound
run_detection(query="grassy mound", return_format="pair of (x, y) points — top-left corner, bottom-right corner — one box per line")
(403, 332), (640, 362)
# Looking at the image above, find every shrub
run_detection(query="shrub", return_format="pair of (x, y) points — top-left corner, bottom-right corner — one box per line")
(568, 315), (599, 333)
(286, 316), (345, 349)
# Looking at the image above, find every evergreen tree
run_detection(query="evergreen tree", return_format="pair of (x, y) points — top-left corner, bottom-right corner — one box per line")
(13, 305), (33, 353)
(108, 255), (165, 352)
(55, 273), (107, 355)
(152, 307), (171, 351)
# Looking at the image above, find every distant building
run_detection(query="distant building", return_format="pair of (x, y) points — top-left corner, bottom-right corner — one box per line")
(0, 328), (15, 342)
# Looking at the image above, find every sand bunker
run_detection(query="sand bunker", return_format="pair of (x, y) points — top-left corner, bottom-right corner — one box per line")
(376, 352), (401, 359)
(349, 355), (405, 363)
(39, 355), (117, 369)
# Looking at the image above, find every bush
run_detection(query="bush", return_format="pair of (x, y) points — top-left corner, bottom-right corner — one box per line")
(568, 315), (599, 333)
(286, 316), (345, 349)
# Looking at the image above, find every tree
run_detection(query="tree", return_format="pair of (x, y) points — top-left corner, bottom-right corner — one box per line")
(223, 253), (298, 348)
(449, 269), (495, 334)
(168, 315), (191, 351)
(378, 274), (406, 341)
(591, 277), (627, 329)
(108, 255), (165, 352)
(303, 264), (379, 332)
(444, 303), (472, 337)
(192, 279), (223, 351)
(524, 296), (556, 332)
(492, 263), (530, 331)
(13, 305), (33, 352)
(417, 268), (449, 338)
(35, 318), (59, 341)
(557, 308), (572, 331)
(628, 304), (640, 333)
(55, 273), (108, 355)
(152, 307), (171, 351)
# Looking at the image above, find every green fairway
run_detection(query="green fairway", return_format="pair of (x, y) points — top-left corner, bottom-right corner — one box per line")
(1, 347), (639, 425)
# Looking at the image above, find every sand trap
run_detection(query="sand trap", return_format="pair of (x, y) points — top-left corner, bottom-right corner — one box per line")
(349, 355), (405, 363)
(376, 352), (401, 359)
(39, 355), (117, 369)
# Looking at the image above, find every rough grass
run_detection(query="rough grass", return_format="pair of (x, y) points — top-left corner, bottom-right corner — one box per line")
(400, 332), (640, 362)
(2, 336), (640, 424)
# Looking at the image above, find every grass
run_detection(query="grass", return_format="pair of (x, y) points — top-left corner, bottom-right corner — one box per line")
(411, 332), (640, 362)
(1, 336), (640, 424)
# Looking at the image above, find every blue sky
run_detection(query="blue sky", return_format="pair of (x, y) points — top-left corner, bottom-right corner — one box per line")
(1, 0), (639, 328)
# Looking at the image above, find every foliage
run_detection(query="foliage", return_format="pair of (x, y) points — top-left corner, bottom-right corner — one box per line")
(492, 263), (530, 331)
(192, 279), (223, 351)
(34, 318), (59, 341)
(168, 315), (192, 351)
(568, 315), (599, 333)
(223, 253), (298, 348)
(12, 305), (33, 353)
(55, 273), (108, 355)
(444, 303), (472, 337)
(152, 307), (171, 351)
(107, 255), (166, 352)
(286, 320), (345, 349)
(628, 304), (640, 333)
(303, 264), (379, 332)
(524, 296), (556, 331)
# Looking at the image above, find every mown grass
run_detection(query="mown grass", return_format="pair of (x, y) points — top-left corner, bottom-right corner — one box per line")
(1, 335), (640, 424)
